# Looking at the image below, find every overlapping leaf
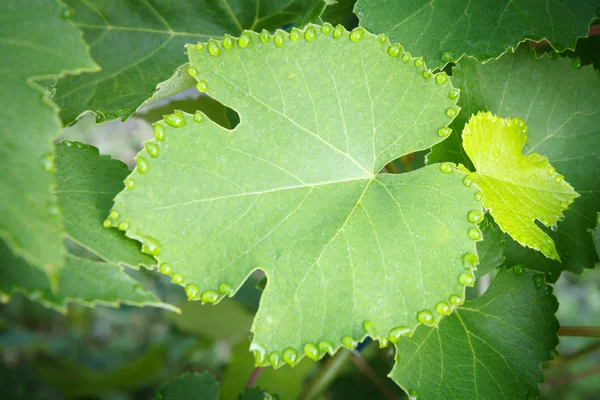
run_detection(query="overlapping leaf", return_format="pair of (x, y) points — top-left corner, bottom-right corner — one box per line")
(391, 268), (559, 399)
(430, 48), (600, 274)
(475, 216), (505, 278)
(111, 24), (483, 366)
(0, 0), (98, 279)
(54, 0), (327, 124)
(354, 0), (598, 69)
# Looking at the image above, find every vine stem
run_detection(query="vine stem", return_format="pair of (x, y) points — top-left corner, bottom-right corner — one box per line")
(298, 349), (352, 400)
(246, 367), (263, 387)
(558, 326), (600, 338)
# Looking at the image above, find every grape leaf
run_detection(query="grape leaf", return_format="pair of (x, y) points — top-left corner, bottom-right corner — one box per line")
(55, 141), (155, 268)
(354, 0), (598, 69)
(390, 267), (559, 400)
(54, 0), (327, 125)
(159, 373), (219, 400)
(0, 240), (176, 313)
(111, 24), (483, 366)
(461, 112), (578, 261)
(475, 216), (506, 278)
(430, 48), (600, 274)
(0, 0), (98, 278)
(594, 213), (600, 259)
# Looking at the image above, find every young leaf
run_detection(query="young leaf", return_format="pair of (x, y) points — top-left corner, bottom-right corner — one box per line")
(54, 0), (327, 124)
(354, 0), (598, 69)
(475, 216), (506, 278)
(461, 112), (578, 260)
(430, 48), (600, 274)
(112, 25), (482, 366)
(55, 142), (155, 268)
(0, 240), (176, 314)
(0, 0), (98, 278)
(390, 268), (559, 400)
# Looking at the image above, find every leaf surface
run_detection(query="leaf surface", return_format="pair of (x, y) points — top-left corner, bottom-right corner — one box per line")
(390, 268), (559, 399)
(54, 0), (326, 124)
(462, 112), (578, 260)
(55, 142), (155, 268)
(112, 25), (482, 365)
(475, 216), (506, 278)
(0, 0), (98, 277)
(159, 373), (219, 400)
(430, 48), (600, 274)
(354, 0), (598, 69)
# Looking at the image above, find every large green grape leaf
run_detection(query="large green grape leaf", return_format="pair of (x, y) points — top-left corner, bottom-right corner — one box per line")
(461, 112), (578, 261)
(475, 216), (506, 278)
(354, 0), (598, 70)
(54, 0), (327, 125)
(0, 0), (98, 278)
(390, 267), (559, 399)
(111, 24), (483, 366)
(594, 213), (600, 259)
(0, 240), (176, 313)
(430, 48), (600, 274)
(55, 141), (155, 268)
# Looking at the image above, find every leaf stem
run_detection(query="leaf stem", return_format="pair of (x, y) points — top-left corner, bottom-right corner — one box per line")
(558, 326), (600, 338)
(246, 367), (263, 387)
(299, 349), (352, 400)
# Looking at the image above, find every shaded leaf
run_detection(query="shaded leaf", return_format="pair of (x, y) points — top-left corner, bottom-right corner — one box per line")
(159, 372), (219, 400)
(475, 216), (506, 278)
(390, 268), (559, 399)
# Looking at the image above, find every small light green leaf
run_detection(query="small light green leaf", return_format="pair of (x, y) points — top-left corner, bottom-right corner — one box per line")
(54, 0), (327, 124)
(475, 216), (506, 278)
(55, 141), (155, 268)
(113, 25), (481, 366)
(390, 268), (559, 400)
(354, 0), (598, 69)
(159, 372), (219, 400)
(0, 0), (98, 278)
(0, 240), (176, 314)
(461, 112), (578, 260)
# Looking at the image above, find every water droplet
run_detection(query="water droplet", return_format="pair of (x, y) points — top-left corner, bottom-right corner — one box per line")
(342, 335), (357, 348)
(153, 124), (165, 141)
(572, 57), (581, 69)
(408, 390), (419, 400)
(436, 301), (451, 315)
(449, 294), (463, 306)
(196, 80), (208, 92)
(463, 175), (474, 187)
(290, 28), (301, 41)
(389, 326), (411, 342)
(283, 348), (298, 365)
(201, 290), (219, 304)
(222, 35), (234, 49)
(468, 227), (482, 240)
(61, 7), (73, 19)
(463, 253), (479, 268)
(448, 89), (460, 99)
(188, 66), (199, 77)
(513, 264), (525, 275)
(207, 40), (220, 56)
(547, 348), (558, 360)
(195, 42), (204, 51)
(171, 273), (184, 284)
(238, 33), (251, 48)
(546, 167), (555, 175)
(260, 30), (269, 42)
(414, 58), (424, 67)
(554, 174), (564, 184)
(304, 26), (316, 41)
(560, 201), (569, 209)
(533, 273), (545, 290)
(550, 224), (558, 232)
(422, 70), (432, 79)
(268, 351), (280, 366)
(402, 53), (411, 63)
(125, 178), (135, 189)
(319, 341), (334, 355)
(467, 210), (483, 223)
(191, 111), (204, 123)
(250, 343), (266, 364)
(186, 284), (200, 300)
(474, 191), (484, 201)
(321, 24), (333, 34)
(349, 27), (364, 42)
(363, 320), (376, 334)
(544, 285), (554, 296)
(159, 262), (172, 275)
(438, 127), (452, 137)
(219, 283), (233, 295)
(136, 156), (149, 174)
(141, 236), (161, 255)
(274, 32), (285, 47)
(379, 336), (389, 348)
(459, 272), (475, 287)
(41, 153), (55, 172)
(164, 111), (186, 128)
(439, 162), (454, 173)
(446, 107), (458, 117)
(145, 142), (159, 158)
(388, 44), (402, 57)
(103, 219), (112, 229)
(333, 25), (344, 38)
(304, 343), (319, 360)
(117, 221), (129, 231)
(63, 140), (73, 147)
(441, 51), (455, 63)
(109, 209), (119, 220)
(417, 310), (435, 326)
(435, 73), (448, 84)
